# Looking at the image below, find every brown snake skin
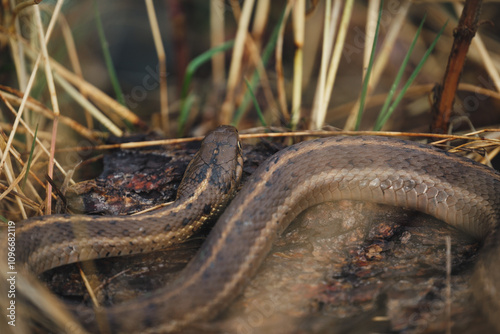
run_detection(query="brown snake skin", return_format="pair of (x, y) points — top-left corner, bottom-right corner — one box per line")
(14, 126), (500, 333)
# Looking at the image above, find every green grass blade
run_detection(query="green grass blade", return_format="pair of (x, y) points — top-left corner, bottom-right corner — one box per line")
(0, 215), (8, 224)
(177, 94), (196, 136)
(373, 14), (427, 131)
(378, 20), (448, 128)
(244, 78), (267, 127)
(93, 0), (126, 107)
(178, 40), (235, 135)
(22, 123), (38, 190)
(180, 40), (235, 100)
(232, 7), (286, 126)
(355, 0), (384, 131)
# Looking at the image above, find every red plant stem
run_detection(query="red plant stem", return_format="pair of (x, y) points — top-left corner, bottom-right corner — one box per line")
(431, 0), (483, 133)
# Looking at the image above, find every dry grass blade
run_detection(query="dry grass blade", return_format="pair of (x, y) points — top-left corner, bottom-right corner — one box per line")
(57, 128), (500, 155)
(471, 33), (500, 92)
(345, 0), (384, 131)
(145, 0), (169, 135)
(220, 0), (255, 124)
(484, 145), (500, 165)
(0, 87), (104, 140)
(0, 138), (28, 219)
(35, 6), (61, 214)
(310, 0), (330, 130)
(290, 0), (305, 130)
(20, 45), (146, 130)
(243, 37), (279, 122)
(21, 123), (38, 190)
(363, 0), (380, 79)
(328, 82), (500, 125)
(0, 0), (64, 174)
(253, 0), (270, 44)
(53, 75), (123, 136)
(58, 13), (93, 128)
(0, 262), (89, 334)
(210, 0), (226, 85)
(320, 0), (354, 129)
(343, 0), (411, 131)
(455, 3), (500, 93)
(9, 0), (41, 24)
(369, 1), (412, 92)
(1, 94), (87, 181)
(310, 0), (340, 130)
(0, 149), (43, 205)
(0, 127), (47, 209)
(275, 2), (293, 120)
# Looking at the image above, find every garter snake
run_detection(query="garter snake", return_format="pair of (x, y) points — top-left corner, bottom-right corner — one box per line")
(13, 126), (500, 333)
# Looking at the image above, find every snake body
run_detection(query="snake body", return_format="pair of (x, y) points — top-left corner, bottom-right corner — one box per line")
(16, 126), (500, 333)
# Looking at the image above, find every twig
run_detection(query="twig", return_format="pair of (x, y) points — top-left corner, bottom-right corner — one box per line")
(55, 128), (500, 153)
(431, 0), (483, 133)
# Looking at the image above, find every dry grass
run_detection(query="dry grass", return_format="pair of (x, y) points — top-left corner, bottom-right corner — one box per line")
(1, 1), (500, 333)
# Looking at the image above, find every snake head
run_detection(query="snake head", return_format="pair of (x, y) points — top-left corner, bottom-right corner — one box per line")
(177, 125), (243, 203)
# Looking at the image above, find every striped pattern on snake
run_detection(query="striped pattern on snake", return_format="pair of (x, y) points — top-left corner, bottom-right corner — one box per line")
(13, 126), (500, 333)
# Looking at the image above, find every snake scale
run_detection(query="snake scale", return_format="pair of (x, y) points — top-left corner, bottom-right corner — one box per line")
(13, 125), (500, 333)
